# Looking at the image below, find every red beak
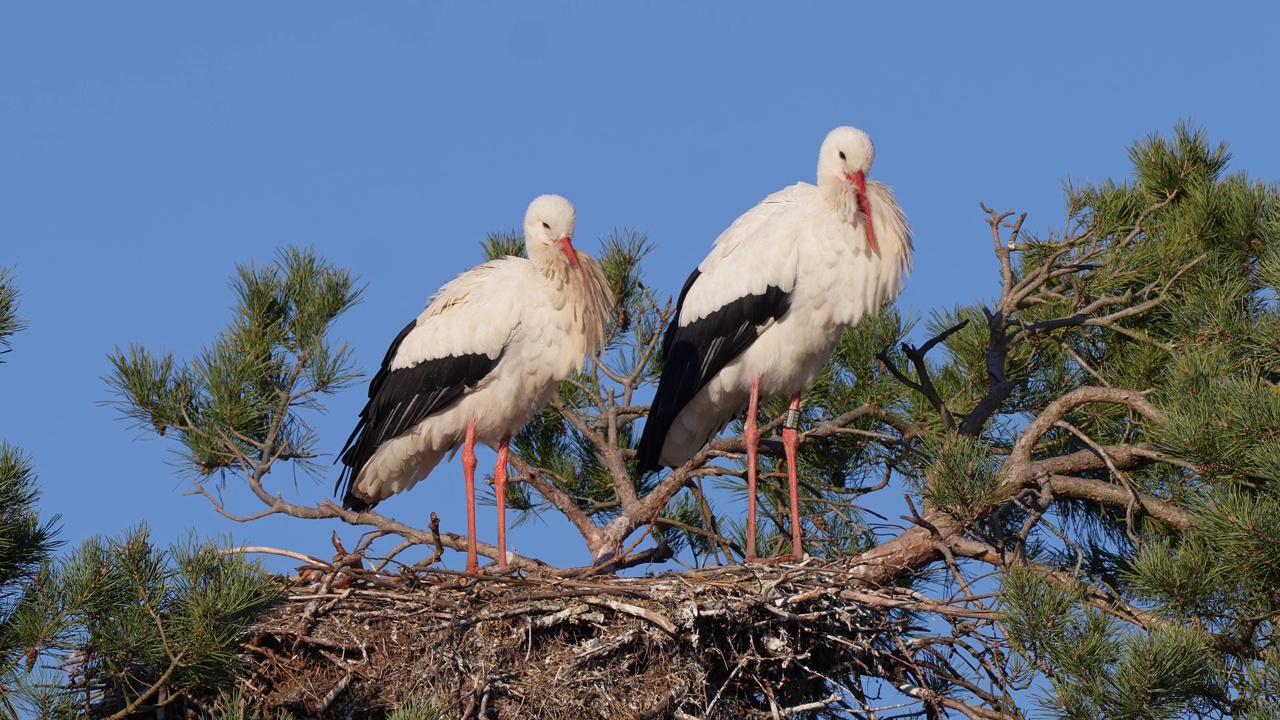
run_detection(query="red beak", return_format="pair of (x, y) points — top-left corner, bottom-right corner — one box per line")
(559, 236), (580, 267)
(846, 169), (878, 254)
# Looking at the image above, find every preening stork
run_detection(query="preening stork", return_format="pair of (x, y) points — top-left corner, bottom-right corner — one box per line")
(635, 126), (912, 561)
(337, 194), (614, 573)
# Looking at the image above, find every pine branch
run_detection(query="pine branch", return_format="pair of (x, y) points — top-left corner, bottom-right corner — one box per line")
(99, 650), (186, 720)
(842, 436), (1171, 589)
(958, 191), (1194, 438)
(550, 396), (636, 506)
(0, 266), (27, 360)
(1009, 387), (1162, 467)
(1046, 475), (1192, 529)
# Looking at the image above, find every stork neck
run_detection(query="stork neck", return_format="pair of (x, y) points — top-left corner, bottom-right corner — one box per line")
(533, 252), (573, 284)
(821, 180), (861, 226)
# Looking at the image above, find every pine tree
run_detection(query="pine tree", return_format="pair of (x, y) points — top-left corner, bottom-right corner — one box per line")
(97, 125), (1280, 718)
(0, 267), (61, 719)
(1, 267), (283, 720)
(981, 125), (1280, 718)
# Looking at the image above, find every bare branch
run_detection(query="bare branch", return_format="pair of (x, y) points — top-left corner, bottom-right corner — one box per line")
(980, 204), (1024, 302)
(882, 319), (969, 432)
(222, 546), (334, 567)
(507, 454), (606, 555)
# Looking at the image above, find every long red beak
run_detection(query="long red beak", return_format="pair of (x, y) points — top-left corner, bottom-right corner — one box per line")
(846, 169), (878, 254)
(559, 236), (580, 267)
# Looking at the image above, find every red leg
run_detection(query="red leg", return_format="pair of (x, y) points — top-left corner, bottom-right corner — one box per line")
(744, 376), (761, 561)
(461, 417), (479, 574)
(782, 392), (803, 559)
(494, 438), (510, 570)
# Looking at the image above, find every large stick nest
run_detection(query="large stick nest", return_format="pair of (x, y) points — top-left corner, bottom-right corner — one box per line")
(241, 561), (916, 719)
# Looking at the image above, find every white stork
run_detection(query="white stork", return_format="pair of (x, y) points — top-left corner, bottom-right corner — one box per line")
(337, 194), (614, 573)
(635, 126), (912, 561)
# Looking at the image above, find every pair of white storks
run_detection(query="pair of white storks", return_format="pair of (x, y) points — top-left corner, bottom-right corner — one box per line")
(336, 127), (912, 571)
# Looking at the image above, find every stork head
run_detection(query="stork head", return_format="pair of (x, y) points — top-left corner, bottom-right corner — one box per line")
(817, 126), (879, 254)
(524, 194), (579, 268)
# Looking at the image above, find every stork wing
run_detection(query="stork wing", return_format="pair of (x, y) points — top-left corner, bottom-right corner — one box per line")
(635, 191), (803, 473)
(675, 184), (805, 324)
(336, 259), (523, 494)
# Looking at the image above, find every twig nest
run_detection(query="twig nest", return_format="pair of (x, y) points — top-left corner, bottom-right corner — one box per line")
(241, 560), (914, 719)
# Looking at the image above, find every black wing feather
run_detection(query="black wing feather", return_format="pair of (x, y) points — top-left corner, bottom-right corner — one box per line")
(635, 268), (791, 473)
(337, 318), (499, 508)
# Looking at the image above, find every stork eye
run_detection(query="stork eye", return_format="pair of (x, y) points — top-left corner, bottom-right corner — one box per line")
(542, 222), (550, 230)
(838, 151), (846, 161)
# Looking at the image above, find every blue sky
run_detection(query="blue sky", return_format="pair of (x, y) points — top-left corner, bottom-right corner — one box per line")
(2, 3), (1277, 575)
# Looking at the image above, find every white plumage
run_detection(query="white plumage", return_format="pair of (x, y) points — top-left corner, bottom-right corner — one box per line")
(636, 126), (912, 560)
(338, 194), (614, 573)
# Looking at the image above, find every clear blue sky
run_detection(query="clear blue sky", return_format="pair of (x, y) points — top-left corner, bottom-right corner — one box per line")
(2, 3), (1277, 573)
